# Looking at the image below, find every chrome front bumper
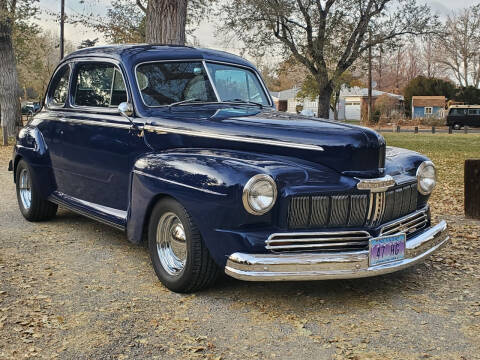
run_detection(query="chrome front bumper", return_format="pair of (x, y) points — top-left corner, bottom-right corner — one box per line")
(225, 221), (449, 281)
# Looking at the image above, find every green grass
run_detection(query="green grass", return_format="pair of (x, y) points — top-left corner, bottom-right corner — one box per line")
(383, 133), (480, 215)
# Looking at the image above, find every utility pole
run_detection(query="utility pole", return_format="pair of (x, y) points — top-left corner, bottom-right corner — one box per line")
(367, 31), (373, 123)
(60, 0), (65, 60)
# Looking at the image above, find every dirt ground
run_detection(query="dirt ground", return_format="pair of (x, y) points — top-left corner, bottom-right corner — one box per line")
(1, 143), (480, 360)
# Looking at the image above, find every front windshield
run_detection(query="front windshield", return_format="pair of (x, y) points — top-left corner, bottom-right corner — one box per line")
(205, 62), (270, 106)
(135, 61), (270, 107)
(136, 61), (217, 106)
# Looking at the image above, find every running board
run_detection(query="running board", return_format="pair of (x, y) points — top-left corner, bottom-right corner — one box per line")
(49, 191), (127, 231)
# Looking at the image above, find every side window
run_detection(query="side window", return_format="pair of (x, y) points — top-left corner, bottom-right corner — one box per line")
(73, 62), (127, 107)
(49, 65), (70, 107)
(450, 108), (467, 116)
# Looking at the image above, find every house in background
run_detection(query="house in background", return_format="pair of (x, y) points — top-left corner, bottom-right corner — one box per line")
(411, 96), (446, 118)
(272, 87), (403, 121)
(341, 87), (404, 121)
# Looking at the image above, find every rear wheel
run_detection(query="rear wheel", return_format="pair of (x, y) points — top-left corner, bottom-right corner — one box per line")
(453, 123), (461, 130)
(15, 160), (57, 221)
(148, 198), (219, 293)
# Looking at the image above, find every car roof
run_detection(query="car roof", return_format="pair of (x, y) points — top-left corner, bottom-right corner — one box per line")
(62, 44), (254, 68)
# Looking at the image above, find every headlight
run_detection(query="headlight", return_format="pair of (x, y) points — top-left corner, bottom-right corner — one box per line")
(416, 161), (436, 195)
(242, 174), (277, 215)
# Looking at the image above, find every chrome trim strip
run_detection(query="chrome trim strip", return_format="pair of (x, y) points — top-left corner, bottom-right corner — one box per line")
(225, 221), (449, 281)
(203, 60), (221, 101)
(48, 115), (143, 130)
(143, 124), (324, 151)
(133, 170), (226, 196)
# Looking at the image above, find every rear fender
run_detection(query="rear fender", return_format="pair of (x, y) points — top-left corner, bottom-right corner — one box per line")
(14, 126), (56, 198)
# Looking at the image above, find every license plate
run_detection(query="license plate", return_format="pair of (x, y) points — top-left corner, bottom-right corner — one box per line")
(369, 233), (406, 266)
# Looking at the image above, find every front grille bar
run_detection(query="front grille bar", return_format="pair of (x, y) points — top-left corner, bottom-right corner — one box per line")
(266, 231), (371, 253)
(380, 210), (428, 236)
(288, 182), (418, 229)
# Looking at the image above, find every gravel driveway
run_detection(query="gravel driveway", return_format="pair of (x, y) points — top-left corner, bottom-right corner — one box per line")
(0, 145), (479, 360)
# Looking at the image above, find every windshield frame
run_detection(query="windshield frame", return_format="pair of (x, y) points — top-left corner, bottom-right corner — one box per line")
(134, 59), (273, 108)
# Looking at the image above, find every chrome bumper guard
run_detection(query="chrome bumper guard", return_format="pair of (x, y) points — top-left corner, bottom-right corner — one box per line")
(225, 221), (449, 281)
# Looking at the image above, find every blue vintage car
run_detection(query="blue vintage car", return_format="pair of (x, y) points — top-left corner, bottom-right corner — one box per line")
(9, 45), (449, 292)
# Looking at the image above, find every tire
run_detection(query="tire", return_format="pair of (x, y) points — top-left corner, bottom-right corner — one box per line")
(148, 198), (219, 293)
(15, 159), (58, 221)
(453, 123), (461, 130)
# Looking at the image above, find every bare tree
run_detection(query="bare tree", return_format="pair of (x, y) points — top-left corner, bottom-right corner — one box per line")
(0, 0), (36, 144)
(219, 0), (439, 118)
(437, 5), (480, 88)
(422, 36), (442, 79)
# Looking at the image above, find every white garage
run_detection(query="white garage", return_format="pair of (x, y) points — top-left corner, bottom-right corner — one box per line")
(344, 96), (362, 121)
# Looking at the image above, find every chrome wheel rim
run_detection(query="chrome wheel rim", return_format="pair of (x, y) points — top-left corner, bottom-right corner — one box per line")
(19, 169), (32, 210)
(156, 212), (187, 276)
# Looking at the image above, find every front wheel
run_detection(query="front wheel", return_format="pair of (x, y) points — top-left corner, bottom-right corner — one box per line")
(148, 198), (219, 293)
(15, 160), (57, 221)
(453, 123), (461, 130)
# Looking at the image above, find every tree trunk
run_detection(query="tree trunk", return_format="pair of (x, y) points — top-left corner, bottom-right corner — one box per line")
(146, 0), (188, 45)
(333, 89), (340, 120)
(0, 12), (22, 141)
(316, 81), (333, 119)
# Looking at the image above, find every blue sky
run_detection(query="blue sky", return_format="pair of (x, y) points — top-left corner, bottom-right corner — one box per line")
(38, 0), (478, 50)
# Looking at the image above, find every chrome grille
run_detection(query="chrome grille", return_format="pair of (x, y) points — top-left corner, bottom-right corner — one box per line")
(310, 196), (329, 227)
(380, 210), (428, 236)
(266, 231), (371, 253)
(288, 182), (418, 229)
(330, 195), (349, 226)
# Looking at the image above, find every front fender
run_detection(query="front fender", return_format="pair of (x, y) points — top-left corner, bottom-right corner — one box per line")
(384, 146), (431, 207)
(127, 148), (354, 266)
(385, 146), (429, 176)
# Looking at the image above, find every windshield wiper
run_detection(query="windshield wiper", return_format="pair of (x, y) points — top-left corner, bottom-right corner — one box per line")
(221, 99), (264, 108)
(168, 98), (207, 108)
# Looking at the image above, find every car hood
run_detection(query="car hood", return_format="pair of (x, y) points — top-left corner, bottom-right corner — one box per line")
(143, 107), (386, 177)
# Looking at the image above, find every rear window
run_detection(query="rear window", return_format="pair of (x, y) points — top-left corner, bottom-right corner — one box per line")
(49, 65), (71, 107)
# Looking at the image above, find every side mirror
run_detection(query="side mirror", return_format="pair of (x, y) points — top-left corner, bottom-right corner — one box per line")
(118, 102), (134, 117)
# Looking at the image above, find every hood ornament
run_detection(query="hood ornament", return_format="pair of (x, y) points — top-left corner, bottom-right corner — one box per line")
(356, 175), (396, 193)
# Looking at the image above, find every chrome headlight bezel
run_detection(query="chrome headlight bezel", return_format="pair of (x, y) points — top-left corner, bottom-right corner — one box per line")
(416, 161), (436, 195)
(242, 174), (277, 215)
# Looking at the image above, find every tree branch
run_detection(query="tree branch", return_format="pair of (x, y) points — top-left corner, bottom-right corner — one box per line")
(136, 0), (146, 13)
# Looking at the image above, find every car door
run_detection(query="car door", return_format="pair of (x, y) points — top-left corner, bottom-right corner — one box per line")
(51, 60), (148, 213)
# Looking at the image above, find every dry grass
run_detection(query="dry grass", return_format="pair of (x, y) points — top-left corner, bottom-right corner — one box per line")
(383, 133), (480, 216)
